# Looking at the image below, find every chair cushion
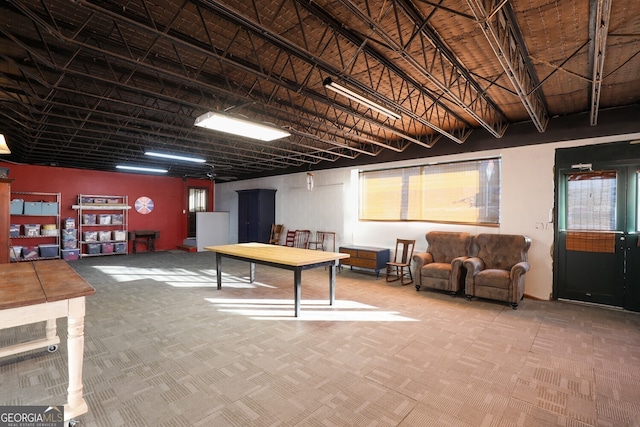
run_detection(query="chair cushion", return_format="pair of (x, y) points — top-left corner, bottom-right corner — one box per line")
(475, 269), (510, 289)
(422, 263), (452, 279)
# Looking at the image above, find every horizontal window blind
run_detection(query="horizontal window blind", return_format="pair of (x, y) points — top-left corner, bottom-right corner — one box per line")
(359, 158), (501, 224)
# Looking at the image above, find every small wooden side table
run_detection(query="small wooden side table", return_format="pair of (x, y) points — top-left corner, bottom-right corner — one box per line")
(339, 245), (390, 278)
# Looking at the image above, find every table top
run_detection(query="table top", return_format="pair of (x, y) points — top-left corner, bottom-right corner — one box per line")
(339, 245), (390, 253)
(0, 260), (96, 310)
(204, 243), (349, 267)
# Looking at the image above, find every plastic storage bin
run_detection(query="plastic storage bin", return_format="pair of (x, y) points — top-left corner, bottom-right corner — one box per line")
(98, 214), (111, 225)
(101, 243), (114, 253)
(10, 224), (20, 238)
(22, 246), (39, 259)
(10, 246), (23, 261)
(61, 249), (79, 261)
(82, 214), (97, 225)
(87, 243), (101, 254)
(38, 244), (59, 258)
(83, 231), (98, 242)
(98, 231), (112, 241)
(114, 242), (126, 254)
(113, 230), (127, 241)
(24, 224), (41, 237)
(111, 214), (123, 225)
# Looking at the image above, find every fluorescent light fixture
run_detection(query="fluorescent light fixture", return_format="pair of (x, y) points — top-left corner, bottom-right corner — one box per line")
(0, 134), (11, 154)
(145, 151), (206, 163)
(194, 111), (290, 141)
(116, 165), (168, 173)
(323, 77), (401, 120)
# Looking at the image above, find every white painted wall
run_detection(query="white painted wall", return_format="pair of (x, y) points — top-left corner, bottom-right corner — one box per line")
(214, 132), (640, 301)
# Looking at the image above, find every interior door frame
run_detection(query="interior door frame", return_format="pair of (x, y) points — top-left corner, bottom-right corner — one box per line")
(553, 141), (640, 310)
(187, 186), (210, 239)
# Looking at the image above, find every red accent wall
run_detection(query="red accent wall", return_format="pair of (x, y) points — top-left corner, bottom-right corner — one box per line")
(1, 162), (213, 251)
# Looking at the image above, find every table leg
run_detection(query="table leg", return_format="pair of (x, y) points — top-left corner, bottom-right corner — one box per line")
(216, 253), (222, 290)
(329, 261), (336, 306)
(64, 297), (89, 421)
(45, 318), (57, 341)
(249, 262), (255, 283)
(294, 268), (301, 317)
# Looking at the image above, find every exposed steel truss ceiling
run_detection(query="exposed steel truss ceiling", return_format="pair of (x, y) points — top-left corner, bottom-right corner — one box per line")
(0, 0), (639, 180)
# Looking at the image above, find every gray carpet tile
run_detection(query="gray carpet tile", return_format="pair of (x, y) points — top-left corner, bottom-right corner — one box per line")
(1, 251), (640, 426)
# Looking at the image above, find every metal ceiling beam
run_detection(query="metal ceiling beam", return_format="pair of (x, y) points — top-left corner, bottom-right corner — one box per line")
(295, 0), (473, 144)
(588, 0), (612, 126)
(0, 25), (374, 166)
(2, 0), (397, 173)
(332, 0), (508, 138)
(72, 0), (436, 151)
(465, 0), (549, 132)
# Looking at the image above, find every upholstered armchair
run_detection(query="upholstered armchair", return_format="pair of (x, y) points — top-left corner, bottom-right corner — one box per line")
(464, 234), (531, 309)
(412, 231), (473, 295)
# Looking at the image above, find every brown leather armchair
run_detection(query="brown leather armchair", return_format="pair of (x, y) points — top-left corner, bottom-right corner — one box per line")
(464, 234), (531, 309)
(412, 231), (473, 295)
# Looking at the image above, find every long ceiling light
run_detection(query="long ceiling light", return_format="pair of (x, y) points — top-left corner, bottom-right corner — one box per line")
(323, 77), (401, 120)
(116, 165), (168, 173)
(194, 111), (290, 141)
(145, 151), (206, 163)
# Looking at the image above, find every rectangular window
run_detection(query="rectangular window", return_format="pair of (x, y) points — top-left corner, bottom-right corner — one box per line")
(566, 171), (617, 231)
(359, 158), (501, 224)
(188, 188), (208, 212)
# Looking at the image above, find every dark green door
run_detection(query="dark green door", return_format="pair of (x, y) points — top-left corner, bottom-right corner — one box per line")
(555, 143), (640, 311)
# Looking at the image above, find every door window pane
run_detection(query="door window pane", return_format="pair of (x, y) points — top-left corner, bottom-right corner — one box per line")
(566, 171), (616, 230)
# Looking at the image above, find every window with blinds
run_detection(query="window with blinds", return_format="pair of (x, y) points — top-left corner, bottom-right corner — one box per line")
(359, 158), (501, 224)
(565, 170), (617, 231)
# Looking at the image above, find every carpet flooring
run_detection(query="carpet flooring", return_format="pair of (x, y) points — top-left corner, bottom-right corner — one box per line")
(1, 251), (639, 426)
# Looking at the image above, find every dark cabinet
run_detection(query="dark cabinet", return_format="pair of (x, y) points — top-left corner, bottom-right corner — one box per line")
(237, 189), (276, 243)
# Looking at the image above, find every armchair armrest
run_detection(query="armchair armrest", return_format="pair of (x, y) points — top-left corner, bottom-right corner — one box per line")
(412, 252), (434, 269)
(510, 261), (530, 280)
(463, 257), (484, 297)
(463, 257), (484, 276)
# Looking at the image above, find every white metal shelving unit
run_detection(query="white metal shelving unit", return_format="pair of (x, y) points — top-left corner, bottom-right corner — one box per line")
(72, 195), (130, 258)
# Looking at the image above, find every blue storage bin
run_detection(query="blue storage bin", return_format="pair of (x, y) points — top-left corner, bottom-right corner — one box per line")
(41, 202), (59, 215)
(38, 244), (59, 258)
(10, 199), (24, 215)
(24, 201), (43, 215)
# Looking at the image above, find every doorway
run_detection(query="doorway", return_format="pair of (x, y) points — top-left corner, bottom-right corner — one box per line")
(187, 187), (209, 238)
(554, 141), (640, 311)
